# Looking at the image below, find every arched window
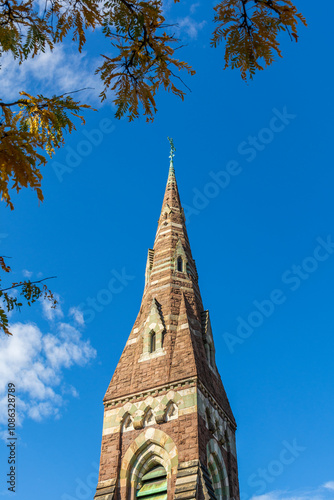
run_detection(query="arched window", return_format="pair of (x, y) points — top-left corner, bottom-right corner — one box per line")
(150, 332), (156, 353)
(136, 465), (167, 500)
(177, 256), (183, 272)
(122, 429), (178, 500)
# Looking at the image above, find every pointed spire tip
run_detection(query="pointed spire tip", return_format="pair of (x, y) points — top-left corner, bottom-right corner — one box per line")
(167, 137), (176, 175)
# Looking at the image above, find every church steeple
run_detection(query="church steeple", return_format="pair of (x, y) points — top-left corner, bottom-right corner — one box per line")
(94, 144), (240, 500)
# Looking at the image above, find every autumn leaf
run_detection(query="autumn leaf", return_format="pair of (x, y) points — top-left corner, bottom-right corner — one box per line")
(212, 0), (307, 81)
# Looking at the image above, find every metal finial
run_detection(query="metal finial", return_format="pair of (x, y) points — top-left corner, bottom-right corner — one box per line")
(167, 137), (176, 164)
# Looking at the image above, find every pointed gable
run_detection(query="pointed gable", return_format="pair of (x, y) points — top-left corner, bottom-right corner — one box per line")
(139, 298), (166, 362)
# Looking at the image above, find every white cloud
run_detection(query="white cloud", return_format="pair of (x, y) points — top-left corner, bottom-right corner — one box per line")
(22, 270), (33, 278)
(69, 306), (85, 326)
(176, 16), (206, 39)
(190, 2), (200, 14)
(162, 0), (175, 15)
(0, 320), (96, 427)
(61, 385), (79, 398)
(250, 495), (279, 500)
(162, 0), (206, 39)
(0, 45), (104, 106)
(250, 485), (334, 500)
(43, 322), (93, 368)
(323, 483), (334, 491)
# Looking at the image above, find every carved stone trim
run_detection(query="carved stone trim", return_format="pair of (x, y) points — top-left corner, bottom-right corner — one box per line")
(198, 380), (237, 430)
(104, 377), (196, 408)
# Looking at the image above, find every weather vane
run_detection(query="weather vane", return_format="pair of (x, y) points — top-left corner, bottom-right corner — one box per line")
(167, 137), (176, 163)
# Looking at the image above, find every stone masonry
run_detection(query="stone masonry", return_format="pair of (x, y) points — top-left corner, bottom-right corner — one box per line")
(94, 157), (240, 500)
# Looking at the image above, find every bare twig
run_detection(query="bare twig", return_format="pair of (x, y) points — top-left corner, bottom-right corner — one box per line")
(0, 276), (57, 293)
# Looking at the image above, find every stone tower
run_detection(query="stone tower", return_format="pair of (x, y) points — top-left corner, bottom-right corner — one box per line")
(94, 148), (240, 500)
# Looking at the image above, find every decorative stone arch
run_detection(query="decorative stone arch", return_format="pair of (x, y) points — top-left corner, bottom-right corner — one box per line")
(155, 390), (182, 423)
(165, 401), (178, 421)
(207, 439), (230, 500)
(215, 419), (227, 445)
(121, 412), (134, 432)
(116, 404), (138, 431)
(130, 397), (159, 430)
(139, 396), (160, 412)
(120, 428), (178, 500)
(118, 403), (138, 420)
(143, 407), (155, 427)
(163, 390), (182, 406)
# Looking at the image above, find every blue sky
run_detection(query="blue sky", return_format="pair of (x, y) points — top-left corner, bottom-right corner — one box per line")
(1, 1), (334, 499)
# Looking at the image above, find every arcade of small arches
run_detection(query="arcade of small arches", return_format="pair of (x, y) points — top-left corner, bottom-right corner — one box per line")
(119, 395), (181, 433)
(204, 406), (230, 448)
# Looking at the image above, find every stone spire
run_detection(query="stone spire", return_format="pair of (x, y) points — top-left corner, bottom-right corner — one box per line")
(94, 143), (240, 500)
(104, 145), (235, 425)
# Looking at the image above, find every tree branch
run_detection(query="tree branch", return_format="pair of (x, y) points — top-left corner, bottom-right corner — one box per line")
(0, 276), (57, 293)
